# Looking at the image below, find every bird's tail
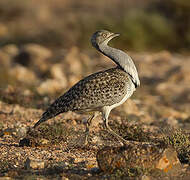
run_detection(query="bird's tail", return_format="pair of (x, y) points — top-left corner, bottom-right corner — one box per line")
(33, 116), (47, 128)
(33, 107), (63, 129)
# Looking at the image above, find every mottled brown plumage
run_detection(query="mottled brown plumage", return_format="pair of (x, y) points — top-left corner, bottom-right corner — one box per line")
(34, 30), (140, 144)
(34, 67), (132, 127)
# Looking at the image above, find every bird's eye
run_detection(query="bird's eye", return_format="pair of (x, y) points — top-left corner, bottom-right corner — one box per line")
(102, 33), (107, 38)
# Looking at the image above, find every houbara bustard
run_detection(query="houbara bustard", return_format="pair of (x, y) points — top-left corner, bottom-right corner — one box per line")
(33, 30), (140, 144)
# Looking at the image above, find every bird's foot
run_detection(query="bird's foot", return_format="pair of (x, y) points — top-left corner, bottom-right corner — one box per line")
(106, 126), (130, 145)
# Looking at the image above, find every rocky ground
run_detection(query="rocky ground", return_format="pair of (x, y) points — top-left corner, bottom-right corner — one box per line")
(0, 44), (190, 179)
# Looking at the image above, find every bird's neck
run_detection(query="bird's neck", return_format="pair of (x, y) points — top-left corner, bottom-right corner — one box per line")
(98, 44), (140, 87)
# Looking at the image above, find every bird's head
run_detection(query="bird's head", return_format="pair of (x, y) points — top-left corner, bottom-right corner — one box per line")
(91, 30), (120, 50)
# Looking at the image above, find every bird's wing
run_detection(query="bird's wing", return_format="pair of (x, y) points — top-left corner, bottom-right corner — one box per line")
(34, 68), (133, 128)
(54, 68), (132, 112)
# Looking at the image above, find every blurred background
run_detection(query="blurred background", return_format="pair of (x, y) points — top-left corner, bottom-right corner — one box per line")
(0, 0), (189, 51)
(0, 0), (190, 130)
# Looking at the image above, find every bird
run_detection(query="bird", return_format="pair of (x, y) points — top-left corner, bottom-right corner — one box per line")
(33, 30), (140, 145)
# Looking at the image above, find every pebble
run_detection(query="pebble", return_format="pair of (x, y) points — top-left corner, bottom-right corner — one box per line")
(141, 175), (151, 180)
(37, 79), (66, 95)
(16, 126), (28, 137)
(39, 138), (50, 145)
(9, 65), (38, 85)
(25, 157), (45, 169)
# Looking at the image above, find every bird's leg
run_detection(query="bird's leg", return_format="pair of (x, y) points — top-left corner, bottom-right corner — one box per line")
(102, 107), (129, 144)
(104, 117), (128, 144)
(84, 113), (96, 145)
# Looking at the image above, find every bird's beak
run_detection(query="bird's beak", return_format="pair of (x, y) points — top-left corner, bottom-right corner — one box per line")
(114, 33), (120, 37)
(103, 32), (120, 45)
(110, 33), (120, 39)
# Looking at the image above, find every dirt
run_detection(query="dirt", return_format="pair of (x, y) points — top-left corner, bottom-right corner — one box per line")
(0, 46), (190, 179)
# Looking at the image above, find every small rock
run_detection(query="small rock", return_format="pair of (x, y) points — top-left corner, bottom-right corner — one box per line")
(65, 47), (83, 76)
(37, 79), (66, 95)
(23, 89), (32, 96)
(141, 175), (151, 180)
(9, 65), (38, 85)
(155, 148), (181, 173)
(97, 143), (181, 174)
(16, 126), (28, 137)
(50, 63), (68, 83)
(39, 138), (50, 145)
(2, 44), (19, 57)
(74, 158), (85, 163)
(25, 157), (45, 169)
(24, 43), (52, 59)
